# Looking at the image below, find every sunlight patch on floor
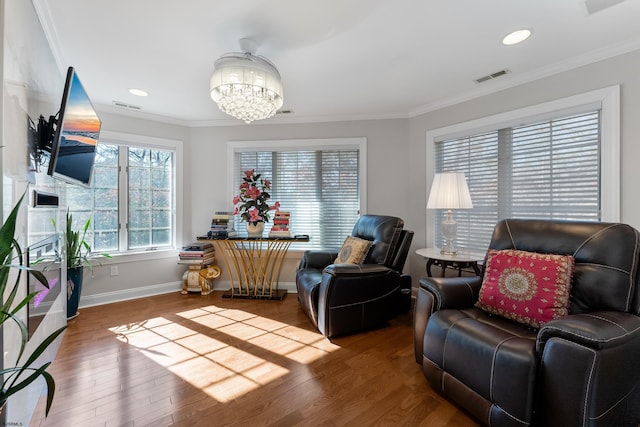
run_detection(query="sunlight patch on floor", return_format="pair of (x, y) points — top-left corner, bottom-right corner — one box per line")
(108, 305), (337, 403)
(178, 306), (340, 364)
(109, 315), (285, 402)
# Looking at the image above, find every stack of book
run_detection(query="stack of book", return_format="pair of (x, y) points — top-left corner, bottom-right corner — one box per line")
(208, 211), (235, 238)
(269, 211), (292, 238)
(178, 242), (215, 267)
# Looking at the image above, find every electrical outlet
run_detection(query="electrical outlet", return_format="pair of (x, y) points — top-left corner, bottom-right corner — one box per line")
(110, 266), (119, 276)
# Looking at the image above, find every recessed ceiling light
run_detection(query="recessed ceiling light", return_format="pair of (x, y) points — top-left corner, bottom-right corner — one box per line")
(502, 29), (532, 46)
(129, 88), (149, 97)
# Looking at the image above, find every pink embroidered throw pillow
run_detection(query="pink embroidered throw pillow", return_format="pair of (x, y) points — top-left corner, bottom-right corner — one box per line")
(476, 249), (575, 328)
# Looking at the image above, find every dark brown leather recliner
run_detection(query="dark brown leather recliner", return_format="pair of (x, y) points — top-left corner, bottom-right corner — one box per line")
(296, 215), (414, 338)
(414, 219), (640, 427)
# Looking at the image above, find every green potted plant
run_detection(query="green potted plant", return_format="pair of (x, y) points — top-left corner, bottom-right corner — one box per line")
(55, 211), (110, 319)
(1, 193), (66, 418)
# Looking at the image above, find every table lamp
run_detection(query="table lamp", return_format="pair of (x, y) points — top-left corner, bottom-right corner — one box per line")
(427, 172), (473, 254)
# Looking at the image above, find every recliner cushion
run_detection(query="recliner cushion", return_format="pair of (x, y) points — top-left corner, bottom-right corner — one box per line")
(476, 249), (575, 328)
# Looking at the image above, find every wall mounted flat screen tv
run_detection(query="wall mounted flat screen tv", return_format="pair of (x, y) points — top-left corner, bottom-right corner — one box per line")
(47, 67), (101, 186)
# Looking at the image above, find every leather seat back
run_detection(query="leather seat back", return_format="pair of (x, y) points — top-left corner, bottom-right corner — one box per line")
(351, 215), (404, 267)
(489, 219), (640, 315)
(390, 230), (414, 273)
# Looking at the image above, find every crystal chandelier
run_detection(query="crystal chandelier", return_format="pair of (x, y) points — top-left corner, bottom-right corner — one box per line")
(210, 39), (284, 124)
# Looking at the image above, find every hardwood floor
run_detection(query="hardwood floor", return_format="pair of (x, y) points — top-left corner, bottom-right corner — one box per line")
(31, 291), (478, 427)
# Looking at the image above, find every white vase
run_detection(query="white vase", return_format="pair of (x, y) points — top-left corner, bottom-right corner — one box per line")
(246, 222), (265, 238)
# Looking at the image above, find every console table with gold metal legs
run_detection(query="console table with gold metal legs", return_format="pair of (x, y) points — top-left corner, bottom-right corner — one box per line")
(205, 237), (309, 300)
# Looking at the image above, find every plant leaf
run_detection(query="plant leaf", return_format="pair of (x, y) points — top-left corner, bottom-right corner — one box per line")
(0, 362), (51, 401)
(0, 310), (29, 364)
(42, 370), (56, 416)
(0, 193), (24, 261)
(22, 325), (67, 368)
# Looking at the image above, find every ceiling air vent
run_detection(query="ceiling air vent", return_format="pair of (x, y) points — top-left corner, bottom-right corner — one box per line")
(474, 69), (511, 84)
(112, 101), (142, 110)
(276, 109), (292, 115)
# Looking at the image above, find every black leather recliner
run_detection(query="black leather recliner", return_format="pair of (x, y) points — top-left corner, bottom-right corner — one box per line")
(296, 215), (414, 338)
(414, 219), (640, 427)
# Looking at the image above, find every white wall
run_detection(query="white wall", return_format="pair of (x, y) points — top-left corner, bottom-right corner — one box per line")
(75, 112), (191, 303)
(1, 0), (66, 423)
(5, 0), (639, 423)
(83, 48), (640, 298)
(79, 115), (413, 298)
(186, 119), (410, 237)
(6, 0), (637, 322)
(186, 118), (411, 285)
(405, 48), (640, 287)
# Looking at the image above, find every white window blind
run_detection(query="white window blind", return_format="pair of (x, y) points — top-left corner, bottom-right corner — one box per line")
(434, 110), (601, 253)
(234, 149), (360, 249)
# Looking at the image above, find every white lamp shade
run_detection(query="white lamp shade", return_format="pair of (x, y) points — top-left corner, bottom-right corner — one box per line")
(210, 54), (284, 105)
(427, 172), (473, 210)
(209, 51), (284, 123)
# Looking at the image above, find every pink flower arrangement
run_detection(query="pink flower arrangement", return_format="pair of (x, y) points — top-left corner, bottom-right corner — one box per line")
(233, 169), (280, 224)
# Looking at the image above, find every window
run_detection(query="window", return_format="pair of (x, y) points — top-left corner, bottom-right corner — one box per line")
(229, 138), (367, 250)
(28, 132), (182, 254)
(68, 143), (119, 251)
(427, 86), (620, 253)
(127, 148), (174, 249)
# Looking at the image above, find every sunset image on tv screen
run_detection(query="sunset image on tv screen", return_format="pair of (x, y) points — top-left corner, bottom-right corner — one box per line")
(54, 71), (101, 184)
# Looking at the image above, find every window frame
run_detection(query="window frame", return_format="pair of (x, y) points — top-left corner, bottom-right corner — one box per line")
(97, 130), (184, 260)
(425, 85), (620, 249)
(227, 137), (368, 250)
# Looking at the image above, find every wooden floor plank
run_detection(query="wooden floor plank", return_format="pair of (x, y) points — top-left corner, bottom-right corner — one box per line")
(30, 291), (477, 426)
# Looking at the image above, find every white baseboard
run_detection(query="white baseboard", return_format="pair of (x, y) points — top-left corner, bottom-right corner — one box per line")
(79, 281), (183, 308)
(78, 281), (298, 308)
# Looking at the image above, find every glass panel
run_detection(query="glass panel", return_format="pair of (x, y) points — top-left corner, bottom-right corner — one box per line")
(128, 147), (174, 250)
(129, 230), (150, 248)
(66, 143), (119, 252)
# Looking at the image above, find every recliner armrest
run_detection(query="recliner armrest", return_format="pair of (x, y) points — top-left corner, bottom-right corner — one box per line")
(319, 263), (400, 306)
(298, 250), (339, 270)
(317, 263), (402, 337)
(537, 311), (640, 353)
(418, 276), (483, 310)
(413, 276), (482, 365)
(324, 263), (392, 276)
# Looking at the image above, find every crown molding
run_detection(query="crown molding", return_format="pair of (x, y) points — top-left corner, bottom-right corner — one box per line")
(410, 38), (640, 118)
